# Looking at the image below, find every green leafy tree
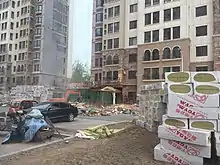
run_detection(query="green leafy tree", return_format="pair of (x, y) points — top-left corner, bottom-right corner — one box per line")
(71, 61), (91, 83)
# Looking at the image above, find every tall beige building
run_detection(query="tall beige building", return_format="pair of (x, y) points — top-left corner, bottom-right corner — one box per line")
(91, 0), (218, 103)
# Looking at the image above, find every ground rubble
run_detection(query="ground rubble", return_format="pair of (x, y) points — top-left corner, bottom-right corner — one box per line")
(75, 103), (138, 116)
(0, 123), (171, 165)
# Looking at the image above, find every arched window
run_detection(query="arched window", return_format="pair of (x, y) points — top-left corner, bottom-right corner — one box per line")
(152, 49), (160, 60)
(143, 50), (151, 61)
(172, 46), (181, 58)
(1, 66), (4, 72)
(21, 65), (24, 72)
(17, 65), (21, 72)
(113, 55), (119, 64)
(106, 55), (112, 65)
(163, 47), (171, 59)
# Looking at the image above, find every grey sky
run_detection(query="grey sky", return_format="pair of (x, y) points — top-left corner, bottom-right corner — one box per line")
(72, 0), (93, 67)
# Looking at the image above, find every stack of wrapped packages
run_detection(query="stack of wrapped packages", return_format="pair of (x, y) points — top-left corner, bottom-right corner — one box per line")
(137, 82), (166, 132)
(154, 71), (220, 165)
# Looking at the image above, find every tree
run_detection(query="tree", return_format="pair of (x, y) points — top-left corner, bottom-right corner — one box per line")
(71, 61), (91, 83)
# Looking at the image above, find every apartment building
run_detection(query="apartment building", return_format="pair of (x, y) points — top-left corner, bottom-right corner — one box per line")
(91, 0), (216, 102)
(0, 0), (69, 91)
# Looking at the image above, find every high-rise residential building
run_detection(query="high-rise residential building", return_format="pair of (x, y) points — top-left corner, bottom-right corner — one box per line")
(91, 0), (217, 103)
(0, 0), (69, 91)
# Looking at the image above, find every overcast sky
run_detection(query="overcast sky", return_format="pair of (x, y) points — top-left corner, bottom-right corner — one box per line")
(72, 0), (93, 67)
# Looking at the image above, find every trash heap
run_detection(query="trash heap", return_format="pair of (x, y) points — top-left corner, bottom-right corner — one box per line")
(154, 71), (220, 165)
(76, 103), (137, 116)
(137, 82), (166, 132)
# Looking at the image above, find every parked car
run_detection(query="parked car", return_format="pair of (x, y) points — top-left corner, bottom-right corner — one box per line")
(29, 102), (78, 122)
(8, 100), (38, 117)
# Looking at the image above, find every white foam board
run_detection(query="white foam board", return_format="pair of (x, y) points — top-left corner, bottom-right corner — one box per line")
(154, 144), (203, 165)
(191, 72), (218, 83)
(189, 119), (218, 132)
(158, 125), (211, 146)
(162, 114), (188, 129)
(160, 139), (211, 158)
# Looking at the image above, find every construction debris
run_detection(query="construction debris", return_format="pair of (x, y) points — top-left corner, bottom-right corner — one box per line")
(75, 103), (137, 116)
(75, 125), (124, 140)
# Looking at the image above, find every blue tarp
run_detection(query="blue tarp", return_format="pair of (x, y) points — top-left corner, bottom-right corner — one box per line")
(2, 109), (49, 144)
(24, 118), (48, 142)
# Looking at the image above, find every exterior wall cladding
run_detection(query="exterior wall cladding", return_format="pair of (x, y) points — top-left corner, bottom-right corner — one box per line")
(36, 0), (69, 87)
(0, 0), (69, 91)
(91, 0), (219, 103)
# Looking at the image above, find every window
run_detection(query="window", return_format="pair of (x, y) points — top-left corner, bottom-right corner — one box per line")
(163, 47), (171, 59)
(196, 6), (207, 17)
(108, 23), (113, 33)
(172, 66), (180, 72)
(145, 13), (151, 25)
(153, 30), (159, 42)
(144, 31), (151, 43)
(152, 68), (159, 79)
(164, 28), (171, 40)
(152, 49), (159, 60)
(153, 11), (159, 24)
(95, 73), (98, 81)
(153, 0), (160, 5)
(128, 71), (136, 79)
(172, 46), (181, 58)
(113, 71), (118, 80)
(114, 22), (119, 32)
(113, 38), (119, 48)
(173, 26), (180, 39)
(173, 7), (180, 20)
(108, 7), (113, 18)
(114, 6), (120, 16)
(145, 0), (151, 7)
(196, 66), (208, 72)
(95, 28), (103, 37)
(106, 71), (112, 80)
(96, 13), (103, 22)
(96, 0), (103, 7)
(130, 4), (137, 13)
(163, 67), (171, 78)
(113, 55), (119, 64)
(143, 68), (151, 80)
(196, 25), (207, 37)
(11, 11), (14, 19)
(36, 17), (42, 23)
(164, 9), (171, 21)
(129, 37), (137, 46)
(107, 39), (113, 49)
(196, 46), (208, 57)
(95, 43), (102, 52)
(129, 20), (137, 29)
(143, 50), (151, 61)
(95, 58), (99, 67)
(129, 53), (137, 63)
(106, 56), (112, 65)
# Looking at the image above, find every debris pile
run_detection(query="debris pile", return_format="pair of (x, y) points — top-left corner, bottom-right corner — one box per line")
(155, 71), (220, 165)
(75, 103), (137, 116)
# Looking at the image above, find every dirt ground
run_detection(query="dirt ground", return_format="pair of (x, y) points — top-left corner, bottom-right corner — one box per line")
(0, 123), (171, 165)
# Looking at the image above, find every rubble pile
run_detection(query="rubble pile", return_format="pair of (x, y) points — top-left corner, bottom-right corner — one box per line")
(155, 71), (220, 165)
(75, 103), (137, 116)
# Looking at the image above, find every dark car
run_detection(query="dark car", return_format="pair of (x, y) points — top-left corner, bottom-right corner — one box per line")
(30, 102), (78, 122)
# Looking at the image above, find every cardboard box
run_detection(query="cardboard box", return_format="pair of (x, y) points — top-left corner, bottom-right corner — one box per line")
(160, 139), (211, 158)
(162, 114), (188, 129)
(189, 119), (217, 132)
(191, 72), (218, 83)
(168, 83), (193, 95)
(168, 93), (219, 108)
(216, 143), (220, 157)
(154, 144), (203, 165)
(165, 72), (191, 84)
(194, 83), (220, 95)
(167, 99), (220, 119)
(158, 125), (211, 146)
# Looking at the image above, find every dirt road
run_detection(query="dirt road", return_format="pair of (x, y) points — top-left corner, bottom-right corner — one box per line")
(0, 124), (170, 165)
